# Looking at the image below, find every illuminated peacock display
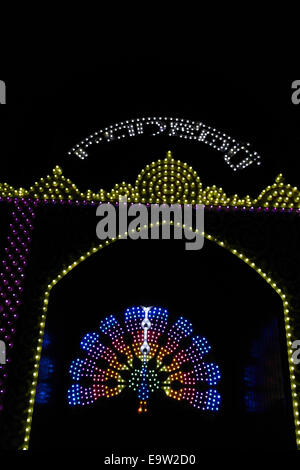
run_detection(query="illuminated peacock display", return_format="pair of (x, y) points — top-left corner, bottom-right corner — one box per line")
(67, 306), (221, 413)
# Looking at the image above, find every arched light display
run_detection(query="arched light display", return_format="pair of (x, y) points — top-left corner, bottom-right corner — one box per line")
(67, 306), (221, 414)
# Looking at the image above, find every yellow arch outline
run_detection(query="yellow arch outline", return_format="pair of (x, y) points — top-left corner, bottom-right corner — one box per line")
(21, 224), (300, 450)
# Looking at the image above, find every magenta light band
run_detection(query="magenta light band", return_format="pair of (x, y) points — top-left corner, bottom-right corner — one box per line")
(0, 196), (298, 413)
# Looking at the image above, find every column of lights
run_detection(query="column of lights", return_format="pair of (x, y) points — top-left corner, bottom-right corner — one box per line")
(125, 307), (146, 360)
(163, 364), (221, 388)
(20, 220), (300, 449)
(0, 200), (288, 436)
(147, 308), (169, 360)
(81, 332), (120, 365)
(0, 191), (290, 440)
(68, 338), (126, 407)
(163, 377), (221, 412)
(162, 341), (221, 389)
(99, 314), (133, 363)
(163, 337), (211, 374)
(0, 152), (297, 446)
(161, 322), (221, 405)
(164, 349), (189, 371)
(125, 306), (168, 360)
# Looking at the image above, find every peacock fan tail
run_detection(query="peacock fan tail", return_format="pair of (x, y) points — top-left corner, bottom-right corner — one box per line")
(67, 306), (221, 414)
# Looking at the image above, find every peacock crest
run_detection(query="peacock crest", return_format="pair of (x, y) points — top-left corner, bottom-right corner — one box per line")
(67, 306), (221, 413)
